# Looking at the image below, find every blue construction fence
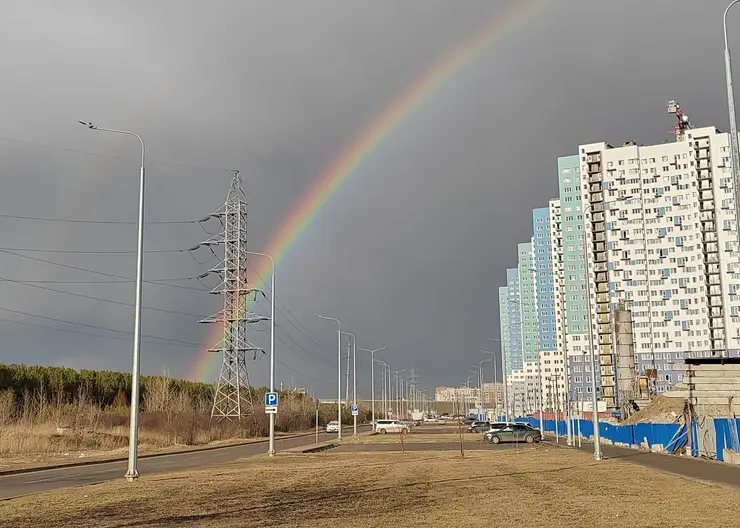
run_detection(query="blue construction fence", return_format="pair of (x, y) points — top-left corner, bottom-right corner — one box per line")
(503, 416), (740, 461)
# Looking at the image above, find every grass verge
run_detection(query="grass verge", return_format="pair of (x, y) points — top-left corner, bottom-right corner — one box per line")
(1, 446), (737, 527)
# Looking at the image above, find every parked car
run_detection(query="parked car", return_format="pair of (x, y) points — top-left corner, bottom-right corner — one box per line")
(326, 420), (340, 433)
(375, 419), (410, 434)
(467, 420), (490, 433)
(484, 423), (542, 444)
(487, 421), (514, 431)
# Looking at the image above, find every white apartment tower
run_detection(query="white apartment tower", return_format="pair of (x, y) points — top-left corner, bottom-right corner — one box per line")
(579, 126), (740, 405)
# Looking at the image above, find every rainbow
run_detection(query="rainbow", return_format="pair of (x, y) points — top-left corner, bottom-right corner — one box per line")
(189, 0), (547, 382)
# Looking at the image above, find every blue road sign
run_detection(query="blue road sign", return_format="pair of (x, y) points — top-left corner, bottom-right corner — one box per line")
(351, 404), (359, 415)
(388, 407), (393, 413)
(265, 392), (279, 407)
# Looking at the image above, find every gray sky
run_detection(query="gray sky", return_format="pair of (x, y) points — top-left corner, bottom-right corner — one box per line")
(0, 0), (737, 397)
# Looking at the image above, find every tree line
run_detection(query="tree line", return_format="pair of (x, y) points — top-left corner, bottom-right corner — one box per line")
(0, 363), (307, 407)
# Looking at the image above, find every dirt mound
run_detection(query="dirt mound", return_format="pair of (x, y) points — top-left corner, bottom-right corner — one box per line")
(623, 396), (685, 424)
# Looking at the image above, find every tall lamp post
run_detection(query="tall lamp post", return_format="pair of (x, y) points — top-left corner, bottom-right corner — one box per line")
(725, 1), (740, 245)
(378, 360), (390, 418)
(359, 346), (386, 431)
(79, 120), (144, 482)
(317, 314), (342, 439)
(341, 331), (357, 437)
(245, 252), (276, 456)
(394, 369), (406, 419)
(481, 351), (498, 415)
(487, 337), (509, 422)
(473, 359), (492, 417)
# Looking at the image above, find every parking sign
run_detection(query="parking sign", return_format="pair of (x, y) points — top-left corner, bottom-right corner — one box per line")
(265, 391), (278, 414)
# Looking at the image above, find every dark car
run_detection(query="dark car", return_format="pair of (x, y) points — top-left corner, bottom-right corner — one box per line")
(467, 420), (490, 433)
(484, 423), (542, 444)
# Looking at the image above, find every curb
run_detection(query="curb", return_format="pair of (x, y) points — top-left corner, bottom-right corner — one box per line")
(0, 431), (315, 477)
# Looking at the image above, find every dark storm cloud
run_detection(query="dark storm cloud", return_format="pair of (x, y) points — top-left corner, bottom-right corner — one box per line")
(0, 0), (737, 397)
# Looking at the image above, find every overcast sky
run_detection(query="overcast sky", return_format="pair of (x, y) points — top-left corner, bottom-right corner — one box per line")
(0, 0), (738, 398)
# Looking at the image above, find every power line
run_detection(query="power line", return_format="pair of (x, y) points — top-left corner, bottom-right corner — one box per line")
(247, 261), (335, 352)
(0, 249), (210, 292)
(0, 276), (210, 318)
(0, 316), (201, 349)
(275, 324), (335, 369)
(0, 213), (200, 225)
(0, 246), (185, 254)
(275, 356), (334, 385)
(0, 304), (206, 347)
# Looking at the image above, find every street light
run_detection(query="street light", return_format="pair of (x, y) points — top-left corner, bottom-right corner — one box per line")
(378, 360), (390, 418)
(317, 314), (342, 439)
(394, 369), (406, 420)
(724, 1), (740, 244)
(79, 120), (144, 482)
(473, 359), (492, 417)
(481, 351), (498, 415)
(245, 252), (276, 456)
(487, 337), (509, 422)
(358, 346), (386, 431)
(341, 331), (357, 437)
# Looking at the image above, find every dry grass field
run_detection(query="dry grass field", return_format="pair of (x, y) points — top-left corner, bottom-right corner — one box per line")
(1, 447), (737, 527)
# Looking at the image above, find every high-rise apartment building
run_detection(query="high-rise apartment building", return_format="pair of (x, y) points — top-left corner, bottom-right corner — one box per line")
(498, 117), (740, 414)
(518, 241), (538, 365)
(580, 126), (740, 403)
(506, 268), (523, 372)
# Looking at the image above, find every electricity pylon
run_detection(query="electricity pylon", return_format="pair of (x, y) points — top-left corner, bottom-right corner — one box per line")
(199, 171), (266, 420)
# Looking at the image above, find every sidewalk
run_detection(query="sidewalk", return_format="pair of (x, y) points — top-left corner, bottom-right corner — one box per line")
(572, 439), (740, 488)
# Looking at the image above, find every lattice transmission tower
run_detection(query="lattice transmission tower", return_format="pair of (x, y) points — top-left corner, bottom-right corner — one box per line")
(199, 170), (266, 420)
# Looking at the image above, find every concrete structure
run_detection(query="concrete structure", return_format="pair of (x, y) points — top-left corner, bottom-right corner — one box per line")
(666, 357), (740, 459)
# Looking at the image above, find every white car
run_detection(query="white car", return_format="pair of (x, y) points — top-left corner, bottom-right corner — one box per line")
(375, 419), (409, 434)
(326, 420), (340, 433)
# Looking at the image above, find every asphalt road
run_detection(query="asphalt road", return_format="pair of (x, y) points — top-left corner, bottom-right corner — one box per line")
(0, 427), (362, 500)
(336, 441), (542, 452)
